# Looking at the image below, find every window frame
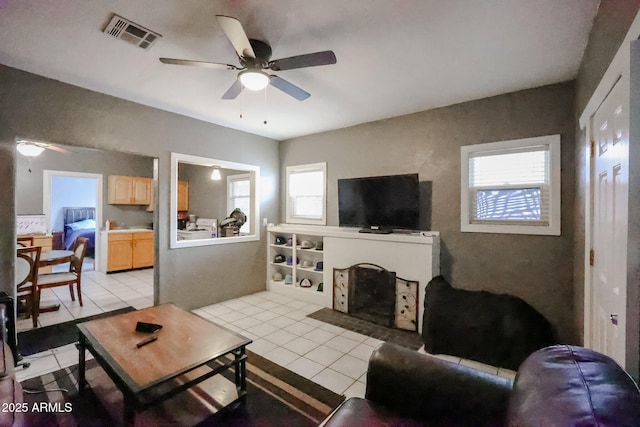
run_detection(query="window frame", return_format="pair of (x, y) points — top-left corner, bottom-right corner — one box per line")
(285, 162), (327, 225)
(460, 134), (561, 236)
(227, 173), (251, 235)
(170, 152), (260, 248)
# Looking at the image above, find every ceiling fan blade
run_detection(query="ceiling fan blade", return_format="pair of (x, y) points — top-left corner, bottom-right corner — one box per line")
(159, 57), (239, 70)
(222, 79), (244, 100)
(269, 75), (310, 101)
(269, 50), (336, 71)
(215, 15), (256, 59)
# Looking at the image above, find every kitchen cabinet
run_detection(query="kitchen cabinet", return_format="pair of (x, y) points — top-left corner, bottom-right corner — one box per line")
(177, 181), (189, 211)
(108, 175), (152, 205)
(133, 231), (154, 268)
(101, 230), (153, 272)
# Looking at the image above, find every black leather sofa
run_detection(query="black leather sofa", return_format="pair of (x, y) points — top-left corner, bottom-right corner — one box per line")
(321, 343), (640, 426)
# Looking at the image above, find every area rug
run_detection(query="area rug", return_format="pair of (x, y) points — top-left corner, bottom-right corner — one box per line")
(20, 349), (345, 426)
(18, 306), (136, 356)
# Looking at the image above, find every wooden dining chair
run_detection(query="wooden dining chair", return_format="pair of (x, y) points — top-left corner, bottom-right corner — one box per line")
(16, 245), (41, 328)
(16, 236), (34, 247)
(38, 237), (88, 307)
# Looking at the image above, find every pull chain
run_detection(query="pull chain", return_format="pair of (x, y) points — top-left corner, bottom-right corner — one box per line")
(263, 86), (268, 125)
(239, 82), (244, 119)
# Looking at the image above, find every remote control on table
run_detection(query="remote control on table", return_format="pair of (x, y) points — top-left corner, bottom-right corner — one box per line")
(136, 334), (158, 348)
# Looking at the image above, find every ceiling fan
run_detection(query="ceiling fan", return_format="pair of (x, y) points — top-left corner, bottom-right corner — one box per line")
(159, 15), (337, 101)
(15, 138), (70, 157)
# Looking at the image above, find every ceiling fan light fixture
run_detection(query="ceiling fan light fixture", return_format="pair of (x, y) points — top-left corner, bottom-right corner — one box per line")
(16, 142), (45, 157)
(211, 166), (222, 181)
(239, 69), (269, 91)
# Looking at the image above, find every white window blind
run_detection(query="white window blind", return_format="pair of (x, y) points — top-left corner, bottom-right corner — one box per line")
(286, 163), (327, 225)
(469, 146), (549, 225)
(228, 174), (251, 234)
(461, 135), (561, 236)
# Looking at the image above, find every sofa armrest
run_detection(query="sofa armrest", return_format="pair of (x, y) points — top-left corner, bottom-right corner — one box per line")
(365, 343), (512, 425)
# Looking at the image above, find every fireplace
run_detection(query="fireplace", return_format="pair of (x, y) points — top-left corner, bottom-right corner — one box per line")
(333, 263), (419, 331)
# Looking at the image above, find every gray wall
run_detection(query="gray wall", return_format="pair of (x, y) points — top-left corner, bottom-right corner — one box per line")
(573, 0), (640, 354)
(280, 82), (577, 343)
(179, 163), (245, 222)
(16, 147), (154, 230)
(0, 64), (279, 310)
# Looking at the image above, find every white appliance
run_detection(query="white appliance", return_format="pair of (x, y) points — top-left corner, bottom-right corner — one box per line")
(177, 218), (217, 240)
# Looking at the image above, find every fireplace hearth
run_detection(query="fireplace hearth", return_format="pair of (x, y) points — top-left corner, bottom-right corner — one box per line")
(333, 263), (419, 331)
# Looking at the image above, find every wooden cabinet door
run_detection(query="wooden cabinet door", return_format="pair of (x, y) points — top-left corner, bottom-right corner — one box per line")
(108, 176), (133, 204)
(177, 181), (189, 211)
(132, 232), (154, 268)
(107, 234), (133, 272)
(132, 177), (152, 204)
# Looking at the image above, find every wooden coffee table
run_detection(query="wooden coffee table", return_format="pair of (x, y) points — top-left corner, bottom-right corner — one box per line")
(77, 304), (251, 425)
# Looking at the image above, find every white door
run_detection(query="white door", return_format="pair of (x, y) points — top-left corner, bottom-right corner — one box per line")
(590, 77), (629, 366)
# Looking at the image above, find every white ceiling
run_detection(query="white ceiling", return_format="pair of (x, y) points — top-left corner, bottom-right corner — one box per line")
(0, 0), (599, 141)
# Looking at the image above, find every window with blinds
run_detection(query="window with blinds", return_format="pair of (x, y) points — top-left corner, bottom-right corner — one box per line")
(461, 135), (561, 235)
(227, 174), (251, 234)
(286, 163), (327, 225)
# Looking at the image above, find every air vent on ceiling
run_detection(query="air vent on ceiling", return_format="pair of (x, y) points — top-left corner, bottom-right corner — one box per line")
(103, 14), (162, 50)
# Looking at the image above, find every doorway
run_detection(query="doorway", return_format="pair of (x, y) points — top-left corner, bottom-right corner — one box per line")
(43, 170), (103, 271)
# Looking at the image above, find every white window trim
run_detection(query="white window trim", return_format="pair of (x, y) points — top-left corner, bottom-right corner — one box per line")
(227, 173), (251, 234)
(285, 162), (327, 225)
(460, 134), (561, 236)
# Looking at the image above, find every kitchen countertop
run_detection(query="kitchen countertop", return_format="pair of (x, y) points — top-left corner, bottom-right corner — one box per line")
(102, 228), (153, 233)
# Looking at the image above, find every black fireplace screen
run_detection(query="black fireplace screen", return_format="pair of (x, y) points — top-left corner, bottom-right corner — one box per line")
(333, 263), (418, 331)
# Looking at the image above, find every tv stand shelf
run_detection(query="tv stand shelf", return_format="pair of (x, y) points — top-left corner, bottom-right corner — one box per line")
(267, 224), (440, 329)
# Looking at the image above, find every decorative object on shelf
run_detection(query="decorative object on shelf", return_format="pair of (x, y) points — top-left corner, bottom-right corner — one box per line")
(286, 256), (299, 266)
(275, 236), (286, 245)
(300, 240), (314, 249)
(285, 238), (293, 247)
(314, 261), (323, 272)
(273, 254), (286, 263)
(301, 260), (314, 268)
(284, 274), (293, 284)
(317, 282), (323, 292)
(272, 272), (283, 281)
(300, 278), (313, 288)
(315, 241), (323, 251)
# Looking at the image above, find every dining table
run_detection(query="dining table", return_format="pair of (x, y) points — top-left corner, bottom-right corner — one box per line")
(39, 249), (75, 267)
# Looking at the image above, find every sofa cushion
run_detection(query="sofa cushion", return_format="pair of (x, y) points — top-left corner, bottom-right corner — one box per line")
(508, 345), (640, 426)
(322, 397), (424, 427)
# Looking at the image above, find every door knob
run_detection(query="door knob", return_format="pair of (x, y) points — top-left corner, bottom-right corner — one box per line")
(610, 314), (619, 325)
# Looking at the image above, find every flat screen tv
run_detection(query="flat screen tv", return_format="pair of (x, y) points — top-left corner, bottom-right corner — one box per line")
(338, 173), (419, 232)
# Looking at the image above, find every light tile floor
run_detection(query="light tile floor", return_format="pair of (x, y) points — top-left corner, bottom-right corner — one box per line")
(16, 268), (515, 397)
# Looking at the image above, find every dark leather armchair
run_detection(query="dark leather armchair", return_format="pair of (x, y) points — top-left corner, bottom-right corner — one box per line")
(321, 343), (640, 426)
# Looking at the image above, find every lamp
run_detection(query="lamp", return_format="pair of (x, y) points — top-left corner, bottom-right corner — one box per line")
(16, 142), (45, 157)
(211, 166), (222, 181)
(239, 69), (269, 91)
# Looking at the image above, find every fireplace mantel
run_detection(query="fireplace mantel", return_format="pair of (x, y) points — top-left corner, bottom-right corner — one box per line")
(267, 224), (440, 333)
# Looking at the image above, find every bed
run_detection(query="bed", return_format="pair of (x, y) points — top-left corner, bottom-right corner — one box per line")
(63, 207), (96, 254)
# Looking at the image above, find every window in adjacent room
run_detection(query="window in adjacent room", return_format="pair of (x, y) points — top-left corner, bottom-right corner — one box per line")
(286, 162), (327, 225)
(227, 173), (251, 234)
(461, 134), (561, 235)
